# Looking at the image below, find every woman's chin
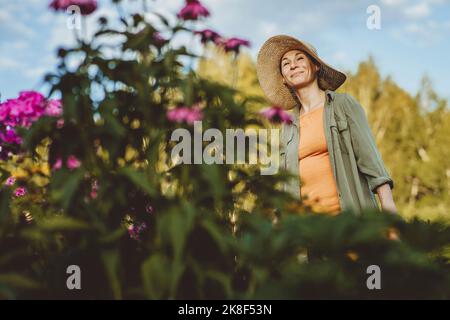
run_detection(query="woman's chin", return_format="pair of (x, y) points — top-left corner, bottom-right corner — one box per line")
(289, 80), (310, 89)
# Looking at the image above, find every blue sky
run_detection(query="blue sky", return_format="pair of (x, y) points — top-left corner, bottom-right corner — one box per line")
(0, 0), (449, 101)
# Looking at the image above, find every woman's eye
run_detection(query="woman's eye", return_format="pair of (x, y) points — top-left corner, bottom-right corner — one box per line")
(297, 57), (303, 60)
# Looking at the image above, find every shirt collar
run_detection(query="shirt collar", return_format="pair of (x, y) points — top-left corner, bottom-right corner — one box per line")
(290, 90), (335, 127)
(325, 89), (335, 102)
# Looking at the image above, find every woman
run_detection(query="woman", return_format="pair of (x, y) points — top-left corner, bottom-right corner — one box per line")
(256, 35), (397, 215)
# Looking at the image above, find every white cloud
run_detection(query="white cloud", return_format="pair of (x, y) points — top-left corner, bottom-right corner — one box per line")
(0, 10), (36, 38)
(391, 19), (449, 46)
(24, 67), (48, 80)
(48, 15), (77, 49)
(259, 22), (279, 38)
(152, 0), (183, 11)
(381, 0), (409, 6)
(404, 2), (431, 18)
(288, 11), (328, 36)
(0, 40), (29, 52)
(406, 29), (438, 46)
(423, 0), (447, 4)
(37, 12), (54, 25)
(0, 56), (21, 69)
(331, 51), (348, 64)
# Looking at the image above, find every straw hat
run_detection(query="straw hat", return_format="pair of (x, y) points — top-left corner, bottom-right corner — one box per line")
(256, 35), (347, 110)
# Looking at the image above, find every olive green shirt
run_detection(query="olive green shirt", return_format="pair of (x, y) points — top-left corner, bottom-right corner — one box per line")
(280, 90), (394, 215)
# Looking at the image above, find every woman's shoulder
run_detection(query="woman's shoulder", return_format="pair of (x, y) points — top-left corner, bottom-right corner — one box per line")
(331, 91), (365, 119)
(329, 92), (374, 133)
(331, 91), (358, 106)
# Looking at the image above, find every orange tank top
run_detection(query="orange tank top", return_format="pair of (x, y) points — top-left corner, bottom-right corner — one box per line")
(298, 105), (341, 215)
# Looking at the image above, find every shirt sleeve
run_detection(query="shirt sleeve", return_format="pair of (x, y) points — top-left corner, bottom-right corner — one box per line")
(342, 94), (394, 192)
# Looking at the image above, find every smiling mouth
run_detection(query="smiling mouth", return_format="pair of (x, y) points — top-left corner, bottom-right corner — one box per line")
(291, 71), (304, 78)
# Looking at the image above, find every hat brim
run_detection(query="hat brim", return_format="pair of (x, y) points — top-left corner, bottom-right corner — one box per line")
(256, 35), (346, 110)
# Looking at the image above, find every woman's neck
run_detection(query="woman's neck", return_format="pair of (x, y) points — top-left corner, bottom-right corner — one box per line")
(295, 82), (326, 114)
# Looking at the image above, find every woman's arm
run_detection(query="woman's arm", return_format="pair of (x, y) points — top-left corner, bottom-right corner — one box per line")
(377, 183), (401, 241)
(375, 183), (397, 214)
(342, 94), (398, 213)
(342, 94), (394, 191)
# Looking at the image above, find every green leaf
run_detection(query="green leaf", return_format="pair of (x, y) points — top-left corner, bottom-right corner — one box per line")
(201, 219), (229, 254)
(0, 189), (12, 224)
(141, 254), (171, 299)
(200, 165), (224, 199)
(103, 112), (127, 138)
(51, 170), (84, 210)
(101, 250), (122, 300)
(99, 228), (126, 244)
(119, 167), (156, 196)
(159, 206), (194, 262)
(0, 273), (40, 290)
(38, 216), (91, 231)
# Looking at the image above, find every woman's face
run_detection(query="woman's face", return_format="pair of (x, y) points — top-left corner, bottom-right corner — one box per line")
(280, 49), (319, 88)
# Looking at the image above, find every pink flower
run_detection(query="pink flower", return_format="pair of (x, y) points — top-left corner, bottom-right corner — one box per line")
(90, 189), (98, 199)
(145, 203), (154, 214)
(152, 32), (166, 46)
(18, 91), (45, 104)
(0, 128), (22, 144)
(177, 0), (210, 21)
(5, 176), (16, 186)
(52, 155), (81, 170)
(67, 155), (81, 170)
(0, 101), (10, 122)
(14, 187), (27, 197)
(128, 221), (147, 241)
(167, 107), (188, 123)
(56, 119), (65, 129)
(45, 99), (63, 117)
(218, 37), (251, 54)
(17, 91), (46, 125)
(0, 91), (63, 147)
(185, 106), (203, 124)
(0, 91), (46, 129)
(194, 29), (221, 44)
(90, 179), (98, 199)
(52, 158), (63, 170)
(167, 105), (203, 125)
(260, 106), (293, 124)
(49, 0), (97, 15)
